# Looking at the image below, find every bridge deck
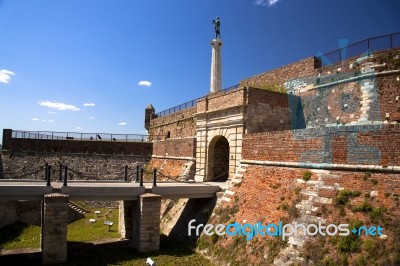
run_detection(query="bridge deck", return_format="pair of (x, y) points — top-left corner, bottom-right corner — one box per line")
(0, 180), (222, 200)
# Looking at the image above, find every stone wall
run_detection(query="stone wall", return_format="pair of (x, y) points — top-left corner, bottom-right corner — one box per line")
(1, 151), (147, 180)
(152, 138), (196, 158)
(145, 158), (195, 181)
(242, 124), (400, 167)
(0, 201), (41, 228)
(149, 107), (196, 140)
(2, 130), (152, 156)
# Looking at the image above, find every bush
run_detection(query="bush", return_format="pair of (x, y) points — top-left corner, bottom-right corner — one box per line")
(302, 170), (312, 181)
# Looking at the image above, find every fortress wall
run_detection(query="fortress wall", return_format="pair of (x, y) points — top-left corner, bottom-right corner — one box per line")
(242, 124), (400, 167)
(149, 107), (196, 140)
(2, 131), (152, 156)
(1, 151), (147, 180)
(153, 138), (196, 158)
(245, 88), (298, 133)
(197, 87), (246, 113)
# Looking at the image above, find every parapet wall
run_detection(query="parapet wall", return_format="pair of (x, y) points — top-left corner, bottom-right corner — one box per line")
(149, 107), (196, 140)
(153, 138), (196, 158)
(2, 129), (152, 156)
(242, 124), (400, 167)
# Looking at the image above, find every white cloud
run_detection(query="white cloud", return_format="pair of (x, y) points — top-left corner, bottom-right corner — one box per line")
(83, 102), (95, 107)
(41, 119), (46, 122)
(0, 69), (15, 84)
(118, 122), (127, 126)
(76, 126), (83, 130)
(32, 118), (39, 121)
(47, 111), (57, 114)
(138, 80), (152, 87)
(88, 116), (95, 119)
(47, 120), (55, 123)
(255, 0), (281, 6)
(38, 100), (80, 111)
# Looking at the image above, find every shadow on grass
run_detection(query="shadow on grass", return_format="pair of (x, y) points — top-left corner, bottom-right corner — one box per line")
(1, 235), (212, 266)
(0, 221), (30, 248)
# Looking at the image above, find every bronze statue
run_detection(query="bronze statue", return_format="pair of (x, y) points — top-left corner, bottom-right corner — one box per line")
(212, 17), (220, 39)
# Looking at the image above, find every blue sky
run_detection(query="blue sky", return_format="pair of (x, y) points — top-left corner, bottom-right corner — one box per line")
(0, 0), (399, 143)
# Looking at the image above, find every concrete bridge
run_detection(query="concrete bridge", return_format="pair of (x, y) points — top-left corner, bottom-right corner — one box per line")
(0, 180), (221, 265)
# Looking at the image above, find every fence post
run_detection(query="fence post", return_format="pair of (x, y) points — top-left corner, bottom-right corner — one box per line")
(44, 163), (48, 180)
(153, 168), (157, 187)
(59, 163), (63, 181)
(46, 165), (51, 186)
(63, 166), (68, 186)
(136, 165), (139, 182)
(124, 165), (128, 182)
(140, 168), (144, 187)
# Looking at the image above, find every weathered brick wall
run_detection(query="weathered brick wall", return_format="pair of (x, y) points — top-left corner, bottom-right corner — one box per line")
(232, 165), (400, 224)
(1, 151), (147, 180)
(240, 57), (318, 89)
(145, 158), (195, 181)
(377, 74), (400, 122)
(152, 138), (196, 158)
(245, 88), (302, 133)
(197, 88), (245, 113)
(243, 124), (400, 166)
(149, 107), (196, 140)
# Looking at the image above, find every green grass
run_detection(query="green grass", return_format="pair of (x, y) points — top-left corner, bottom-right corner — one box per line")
(63, 235), (215, 266)
(67, 206), (120, 242)
(0, 221), (40, 250)
(0, 203), (215, 265)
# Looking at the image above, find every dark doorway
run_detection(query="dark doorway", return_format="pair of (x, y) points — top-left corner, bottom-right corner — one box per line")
(207, 136), (229, 181)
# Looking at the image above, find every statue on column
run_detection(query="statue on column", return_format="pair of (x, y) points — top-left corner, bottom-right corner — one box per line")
(212, 17), (221, 39)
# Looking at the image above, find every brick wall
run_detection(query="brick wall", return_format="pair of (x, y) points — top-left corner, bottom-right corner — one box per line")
(152, 138), (196, 158)
(245, 88), (304, 133)
(197, 88), (245, 113)
(240, 57), (318, 89)
(243, 124), (400, 166)
(149, 107), (196, 140)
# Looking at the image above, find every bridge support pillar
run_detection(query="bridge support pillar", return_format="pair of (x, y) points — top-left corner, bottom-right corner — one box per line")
(41, 193), (69, 265)
(118, 200), (134, 239)
(133, 193), (161, 253)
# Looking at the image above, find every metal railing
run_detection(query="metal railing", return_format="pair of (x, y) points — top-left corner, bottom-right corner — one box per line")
(316, 32), (400, 67)
(155, 84), (240, 117)
(11, 130), (150, 142)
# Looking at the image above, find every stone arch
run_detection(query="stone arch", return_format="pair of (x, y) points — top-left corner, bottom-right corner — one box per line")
(206, 135), (230, 182)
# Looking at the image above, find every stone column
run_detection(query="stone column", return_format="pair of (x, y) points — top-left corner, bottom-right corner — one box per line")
(133, 193), (161, 253)
(118, 200), (134, 239)
(41, 193), (69, 265)
(210, 39), (223, 93)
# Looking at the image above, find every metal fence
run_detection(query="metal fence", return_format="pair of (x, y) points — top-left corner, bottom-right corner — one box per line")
(316, 32), (400, 67)
(11, 130), (150, 142)
(155, 84), (240, 117)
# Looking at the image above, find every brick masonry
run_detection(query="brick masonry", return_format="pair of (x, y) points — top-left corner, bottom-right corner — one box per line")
(243, 124), (400, 166)
(132, 193), (161, 253)
(152, 138), (196, 158)
(41, 193), (69, 265)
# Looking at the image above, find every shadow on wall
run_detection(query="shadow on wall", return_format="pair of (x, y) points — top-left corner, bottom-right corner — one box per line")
(168, 198), (217, 244)
(288, 94), (306, 130)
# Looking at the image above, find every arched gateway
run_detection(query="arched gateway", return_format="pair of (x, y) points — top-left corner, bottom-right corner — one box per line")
(207, 135), (230, 181)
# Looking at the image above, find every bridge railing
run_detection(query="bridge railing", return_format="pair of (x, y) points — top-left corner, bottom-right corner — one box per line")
(155, 84), (240, 117)
(315, 32), (400, 67)
(11, 130), (150, 142)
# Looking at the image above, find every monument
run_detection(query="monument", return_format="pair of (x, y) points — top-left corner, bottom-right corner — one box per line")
(210, 17), (222, 93)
